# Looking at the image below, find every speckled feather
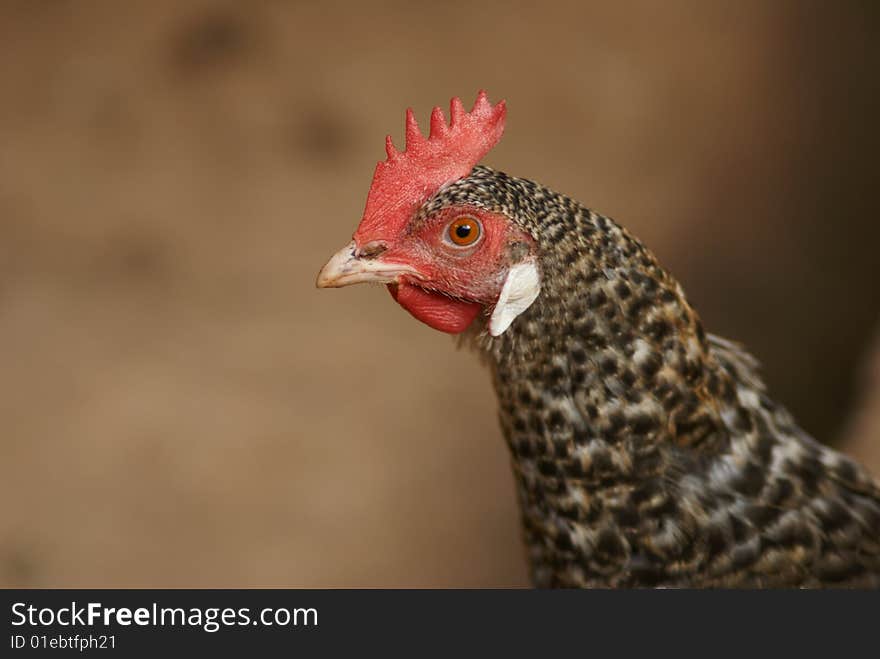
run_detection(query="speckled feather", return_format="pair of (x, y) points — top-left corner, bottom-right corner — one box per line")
(427, 165), (880, 588)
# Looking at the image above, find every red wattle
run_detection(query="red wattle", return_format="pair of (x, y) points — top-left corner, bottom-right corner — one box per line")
(388, 283), (482, 334)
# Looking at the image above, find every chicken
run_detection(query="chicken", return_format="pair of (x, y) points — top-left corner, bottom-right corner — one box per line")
(316, 91), (880, 587)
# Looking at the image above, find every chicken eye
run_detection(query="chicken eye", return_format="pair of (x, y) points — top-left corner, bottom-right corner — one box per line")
(447, 216), (482, 246)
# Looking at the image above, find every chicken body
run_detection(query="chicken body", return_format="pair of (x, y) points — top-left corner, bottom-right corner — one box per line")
(317, 90), (880, 587)
(427, 166), (880, 587)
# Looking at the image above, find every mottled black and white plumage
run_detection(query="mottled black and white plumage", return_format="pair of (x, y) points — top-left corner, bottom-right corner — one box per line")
(426, 165), (880, 587)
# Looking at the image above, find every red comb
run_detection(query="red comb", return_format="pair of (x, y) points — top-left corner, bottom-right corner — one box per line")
(353, 90), (506, 245)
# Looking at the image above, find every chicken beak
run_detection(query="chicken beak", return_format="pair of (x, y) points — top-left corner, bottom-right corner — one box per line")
(316, 240), (420, 288)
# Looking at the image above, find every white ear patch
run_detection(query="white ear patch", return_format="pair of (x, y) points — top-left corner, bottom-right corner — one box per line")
(489, 260), (541, 337)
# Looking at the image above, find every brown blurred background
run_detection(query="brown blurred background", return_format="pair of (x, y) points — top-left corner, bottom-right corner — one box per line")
(1, 1), (878, 587)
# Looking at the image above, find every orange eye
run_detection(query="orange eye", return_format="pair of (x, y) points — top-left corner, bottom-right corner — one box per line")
(447, 216), (482, 246)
